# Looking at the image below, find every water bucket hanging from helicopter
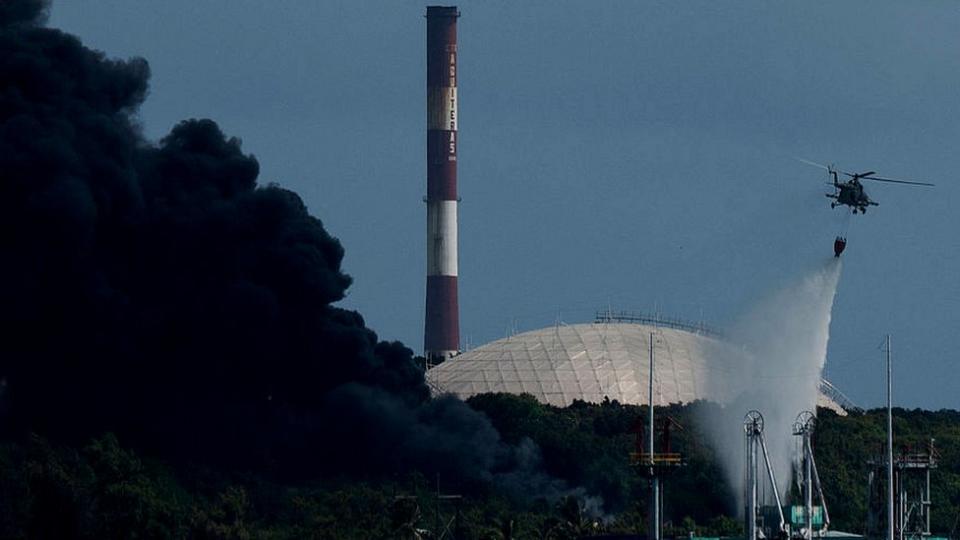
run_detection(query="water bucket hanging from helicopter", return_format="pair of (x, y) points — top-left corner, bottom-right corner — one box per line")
(833, 237), (846, 257)
(832, 205), (851, 258)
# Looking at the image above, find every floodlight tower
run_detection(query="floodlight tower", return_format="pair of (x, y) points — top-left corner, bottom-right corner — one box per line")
(793, 411), (830, 539)
(744, 410), (786, 540)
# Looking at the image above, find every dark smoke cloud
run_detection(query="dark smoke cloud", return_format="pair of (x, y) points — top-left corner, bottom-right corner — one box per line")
(0, 0), (583, 498)
(0, 0), (47, 26)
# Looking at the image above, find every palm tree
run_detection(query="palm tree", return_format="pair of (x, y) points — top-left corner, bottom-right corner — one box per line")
(537, 517), (563, 540)
(555, 496), (601, 539)
(484, 515), (520, 540)
(391, 498), (428, 540)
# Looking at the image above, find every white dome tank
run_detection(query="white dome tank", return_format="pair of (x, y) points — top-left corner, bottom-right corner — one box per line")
(427, 320), (848, 414)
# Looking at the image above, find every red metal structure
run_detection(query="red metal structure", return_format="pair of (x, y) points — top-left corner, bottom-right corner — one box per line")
(424, 6), (460, 363)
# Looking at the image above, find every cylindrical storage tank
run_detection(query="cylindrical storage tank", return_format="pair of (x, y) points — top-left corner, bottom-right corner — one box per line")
(424, 6), (460, 363)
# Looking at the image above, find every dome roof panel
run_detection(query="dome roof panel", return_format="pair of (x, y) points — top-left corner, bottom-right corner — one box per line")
(428, 322), (847, 415)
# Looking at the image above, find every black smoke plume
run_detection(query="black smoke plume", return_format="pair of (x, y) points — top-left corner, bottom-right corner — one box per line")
(0, 0), (577, 498)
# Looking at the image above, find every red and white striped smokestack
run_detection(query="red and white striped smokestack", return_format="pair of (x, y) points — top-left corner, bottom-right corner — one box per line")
(424, 6), (460, 363)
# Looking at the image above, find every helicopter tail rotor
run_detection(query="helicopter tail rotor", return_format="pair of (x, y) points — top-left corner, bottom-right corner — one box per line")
(828, 164), (839, 186)
(796, 157), (842, 186)
(795, 157), (831, 171)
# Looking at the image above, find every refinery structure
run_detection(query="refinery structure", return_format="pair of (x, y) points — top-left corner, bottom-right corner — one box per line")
(418, 8), (940, 540)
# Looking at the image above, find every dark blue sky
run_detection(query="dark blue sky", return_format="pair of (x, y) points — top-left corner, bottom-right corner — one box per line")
(50, 1), (959, 409)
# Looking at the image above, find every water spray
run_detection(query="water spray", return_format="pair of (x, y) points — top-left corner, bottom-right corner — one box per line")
(701, 258), (843, 511)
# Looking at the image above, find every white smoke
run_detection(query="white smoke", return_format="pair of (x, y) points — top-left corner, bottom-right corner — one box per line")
(700, 258), (842, 513)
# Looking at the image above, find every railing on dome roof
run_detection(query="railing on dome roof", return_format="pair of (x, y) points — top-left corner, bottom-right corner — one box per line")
(423, 363), (449, 396)
(818, 378), (861, 413)
(593, 309), (722, 338)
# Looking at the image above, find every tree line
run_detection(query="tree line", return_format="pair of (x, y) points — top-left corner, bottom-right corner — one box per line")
(2, 395), (958, 539)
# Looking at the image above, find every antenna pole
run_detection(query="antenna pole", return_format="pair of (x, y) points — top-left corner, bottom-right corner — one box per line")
(649, 332), (654, 460)
(805, 434), (814, 539)
(886, 334), (894, 540)
(747, 432), (757, 540)
(649, 332), (659, 540)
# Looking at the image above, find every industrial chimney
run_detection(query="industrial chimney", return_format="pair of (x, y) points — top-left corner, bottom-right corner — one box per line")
(424, 6), (460, 363)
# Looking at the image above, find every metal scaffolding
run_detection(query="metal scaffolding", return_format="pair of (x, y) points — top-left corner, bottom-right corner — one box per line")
(867, 440), (939, 540)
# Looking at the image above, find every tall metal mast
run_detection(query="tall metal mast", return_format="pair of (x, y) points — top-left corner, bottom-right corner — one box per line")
(887, 334), (894, 540)
(649, 332), (659, 540)
(629, 349), (681, 540)
(746, 416), (758, 540)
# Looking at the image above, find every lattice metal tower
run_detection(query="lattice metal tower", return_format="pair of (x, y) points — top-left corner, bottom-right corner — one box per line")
(792, 411), (830, 539)
(867, 440), (938, 540)
(744, 410), (786, 540)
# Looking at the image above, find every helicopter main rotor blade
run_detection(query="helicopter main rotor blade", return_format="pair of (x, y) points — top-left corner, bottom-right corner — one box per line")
(795, 157), (832, 171)
(797, 157), (935, 186)
(861, 175), (935, 187)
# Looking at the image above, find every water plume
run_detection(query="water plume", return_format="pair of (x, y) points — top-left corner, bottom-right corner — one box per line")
(700, 258), (842, 512)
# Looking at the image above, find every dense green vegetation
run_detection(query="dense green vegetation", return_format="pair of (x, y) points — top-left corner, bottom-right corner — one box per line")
(1, 396), (959, 539)
(815, 407), (960, 534)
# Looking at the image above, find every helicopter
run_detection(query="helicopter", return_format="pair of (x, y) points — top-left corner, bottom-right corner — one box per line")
(797, 158), (934, 214)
